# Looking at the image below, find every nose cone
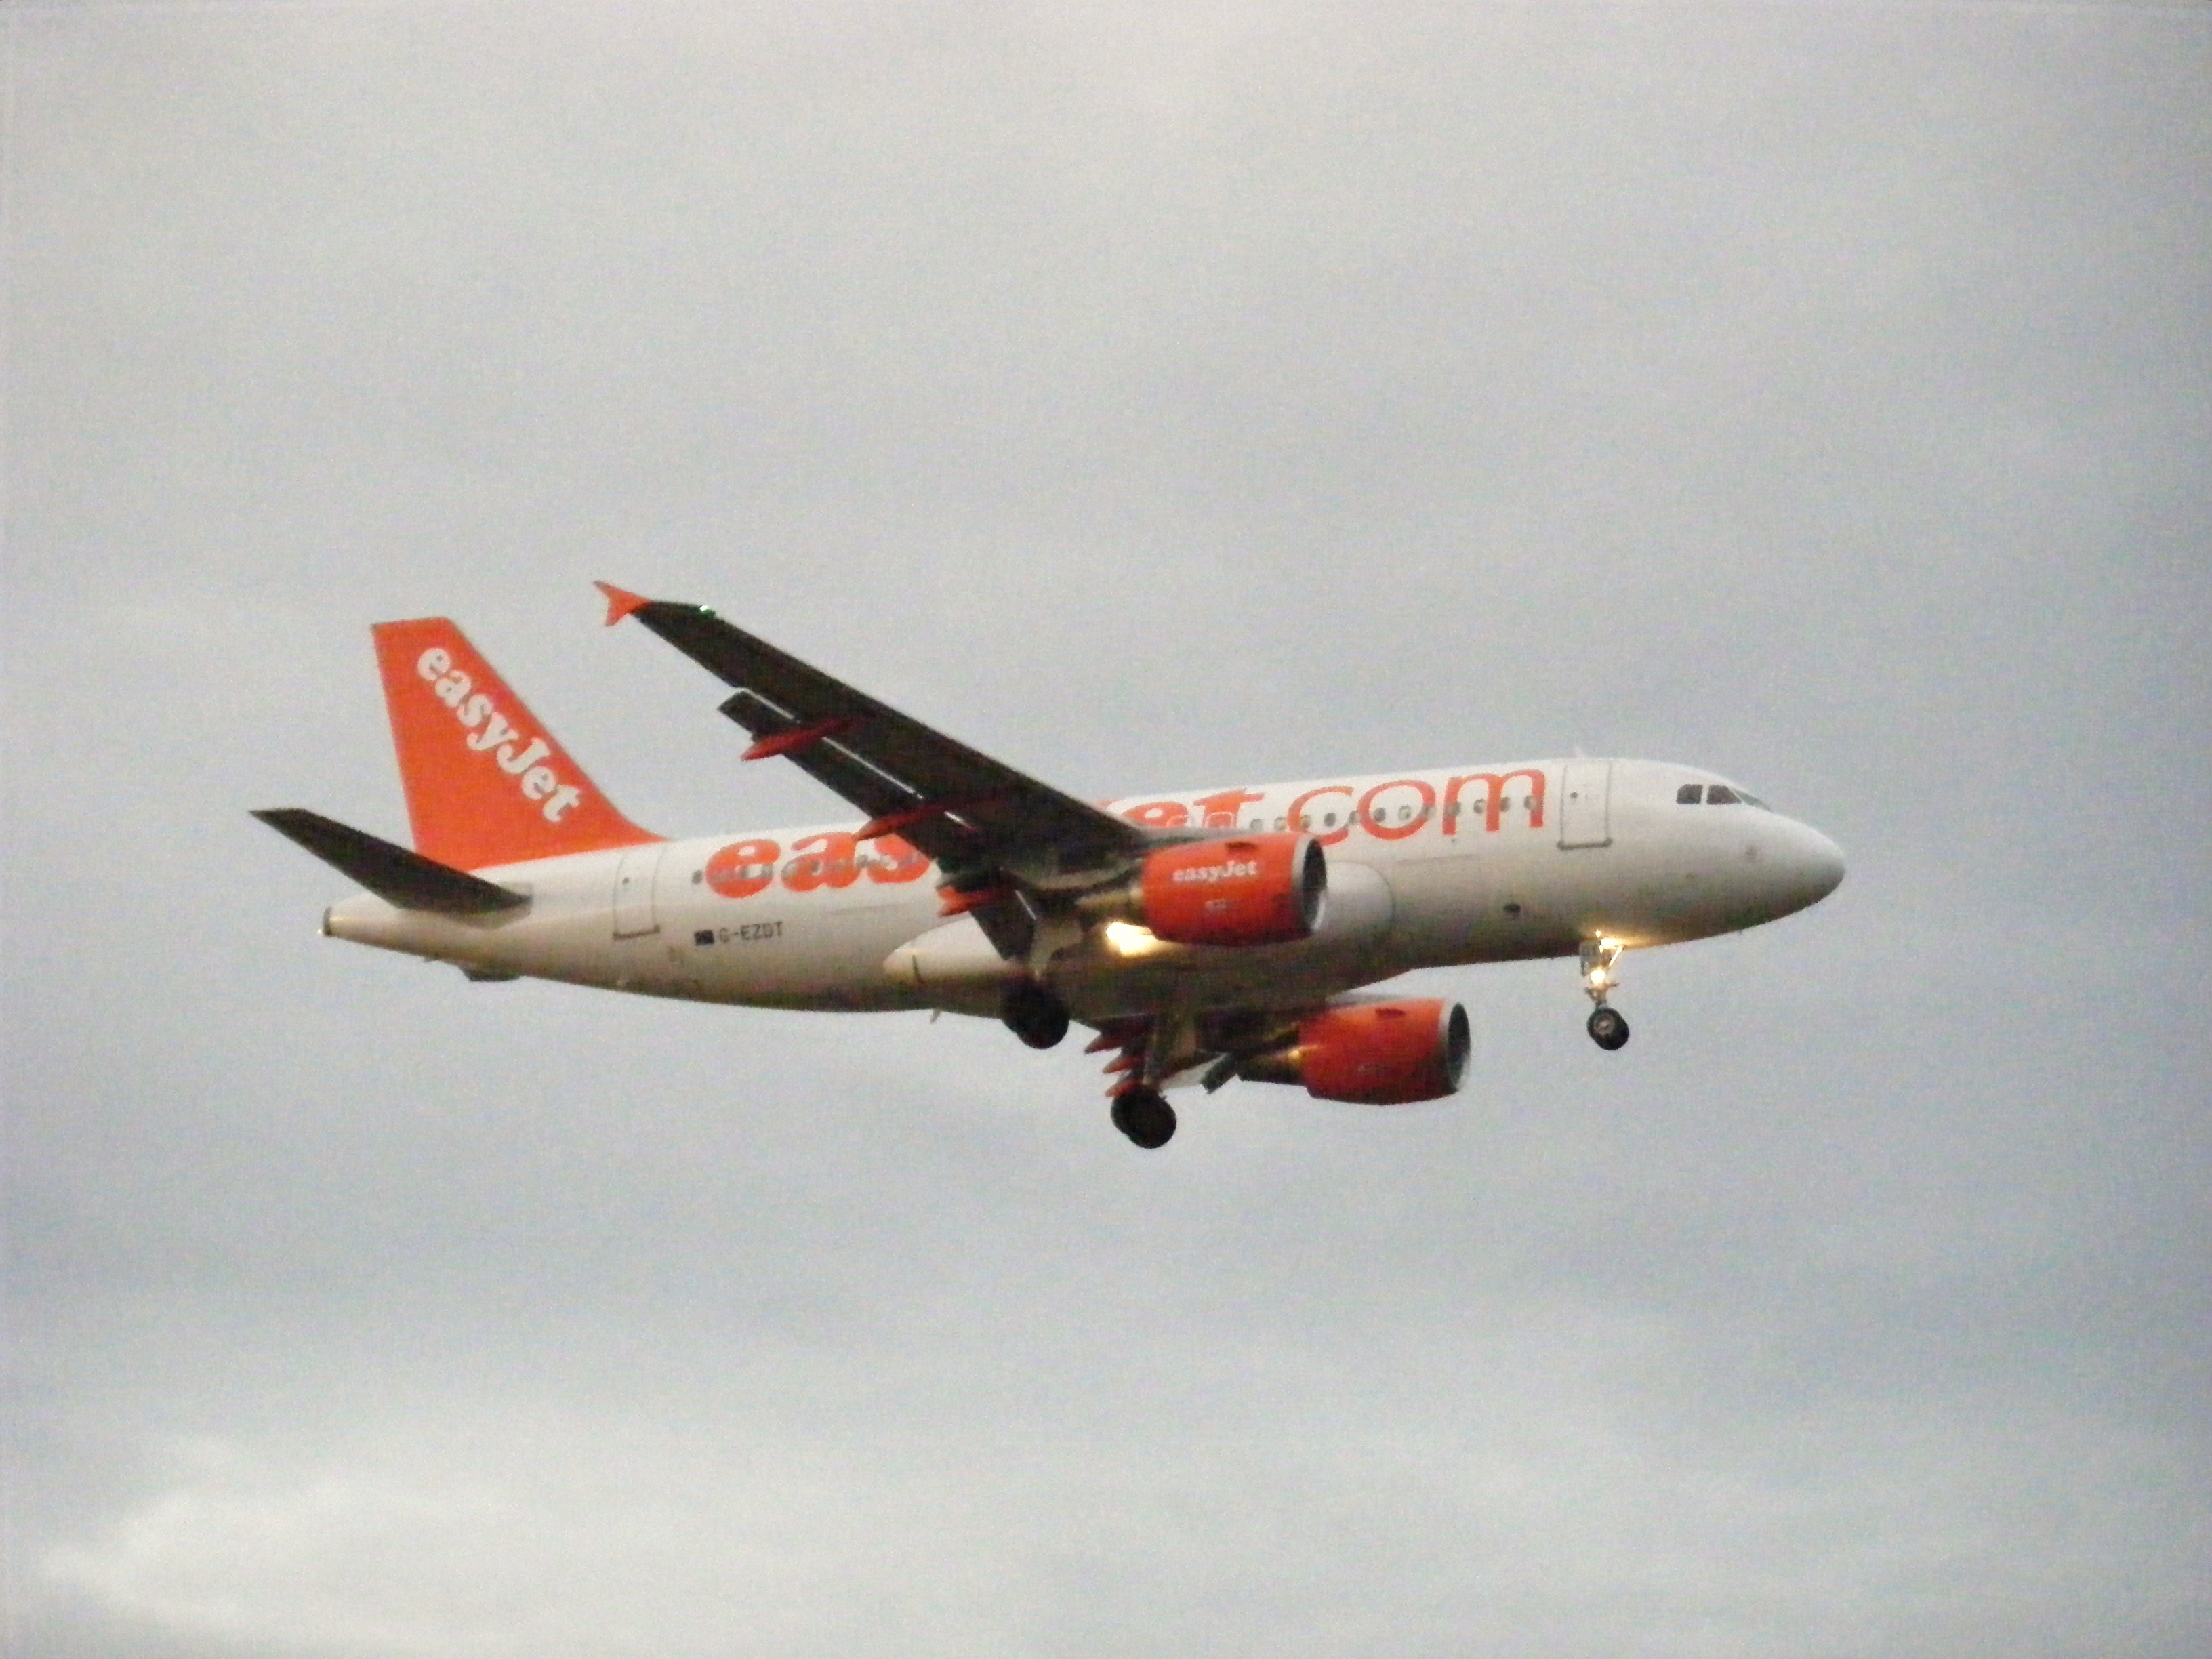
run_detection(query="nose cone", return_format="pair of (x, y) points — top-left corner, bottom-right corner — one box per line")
(1769, 819), (1846, 915)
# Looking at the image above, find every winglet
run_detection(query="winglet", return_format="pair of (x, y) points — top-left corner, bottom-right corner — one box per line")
(595, 581), (650, 626)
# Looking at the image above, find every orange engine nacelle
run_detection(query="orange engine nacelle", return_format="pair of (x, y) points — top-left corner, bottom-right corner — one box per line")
(1128, 834), (1326, 948)
(1242, 999), (1471, 1105)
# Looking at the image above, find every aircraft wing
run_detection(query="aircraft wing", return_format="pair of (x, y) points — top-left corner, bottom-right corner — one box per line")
(596, 583), (1153, 896)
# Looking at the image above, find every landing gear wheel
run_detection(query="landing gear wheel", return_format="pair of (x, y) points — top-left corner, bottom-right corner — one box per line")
(1110, 1086), (1177, 1149)
(1000, 981), (1069, 1050)
(1587, 1005), (1631, 1050)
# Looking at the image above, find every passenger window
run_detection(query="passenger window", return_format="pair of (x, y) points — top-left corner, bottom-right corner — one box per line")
(1707, 785), (1739, 805)
(1275, 817), (1286, 831)
(1324, 813), (1338, 827)
(1677, 784), (1703, 804)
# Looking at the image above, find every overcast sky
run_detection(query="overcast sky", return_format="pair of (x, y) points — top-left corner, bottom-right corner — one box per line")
(3, 3), (2208, 1656)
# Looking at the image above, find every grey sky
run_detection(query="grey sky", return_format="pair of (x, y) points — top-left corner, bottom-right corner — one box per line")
(4, 3), (2208, 1655)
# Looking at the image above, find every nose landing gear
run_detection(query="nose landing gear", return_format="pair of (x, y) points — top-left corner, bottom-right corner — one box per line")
(1580, 939), (1631, 1050)
(1586, 1004), (1630, 1050)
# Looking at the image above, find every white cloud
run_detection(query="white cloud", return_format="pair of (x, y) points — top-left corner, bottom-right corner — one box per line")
(34, 1318), (2210, 1659)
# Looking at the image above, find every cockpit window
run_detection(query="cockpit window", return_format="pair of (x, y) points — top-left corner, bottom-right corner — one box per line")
(1676, 783), (1704, 804)
(1706, 784), (1740, 805)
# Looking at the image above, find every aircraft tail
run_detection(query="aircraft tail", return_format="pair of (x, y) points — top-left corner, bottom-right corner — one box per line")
(370, 617), (661, 870)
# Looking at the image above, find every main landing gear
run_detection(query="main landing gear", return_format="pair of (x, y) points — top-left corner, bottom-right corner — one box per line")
(1580, 939), (1631, 1051)
(1110, 1085), (1177, 1149)
(1001, 981), (1070, 1050)
(1090, 1018), (1184, 1149)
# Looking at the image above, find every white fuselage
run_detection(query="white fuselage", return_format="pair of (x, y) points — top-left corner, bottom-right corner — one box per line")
(323, 757), (1845, 1022)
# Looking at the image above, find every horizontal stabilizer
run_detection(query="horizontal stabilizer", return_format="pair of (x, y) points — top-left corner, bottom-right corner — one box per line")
(252, 808), (530, 915)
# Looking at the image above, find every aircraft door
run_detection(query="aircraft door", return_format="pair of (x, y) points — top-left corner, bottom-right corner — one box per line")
(612, 844), (665, 938)
(1557, 760), (1613, 850)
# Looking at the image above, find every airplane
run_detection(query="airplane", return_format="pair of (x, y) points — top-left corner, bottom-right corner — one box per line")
(255, 582), (1846, 1149)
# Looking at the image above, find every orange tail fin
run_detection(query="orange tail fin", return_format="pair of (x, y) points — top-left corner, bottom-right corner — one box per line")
(371, 618), (661, 871)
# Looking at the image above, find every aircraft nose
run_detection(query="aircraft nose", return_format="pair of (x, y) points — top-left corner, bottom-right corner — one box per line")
(1806, 827), (1846, 901)
(1776, 820), (1846, 912)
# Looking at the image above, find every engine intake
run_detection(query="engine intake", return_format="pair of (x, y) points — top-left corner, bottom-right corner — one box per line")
(1241, 999), (1470, 1105)
(1088, 833), (1325, 949)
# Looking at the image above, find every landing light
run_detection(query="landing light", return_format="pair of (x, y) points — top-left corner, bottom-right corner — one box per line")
(1103, 921), (1162, 957)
